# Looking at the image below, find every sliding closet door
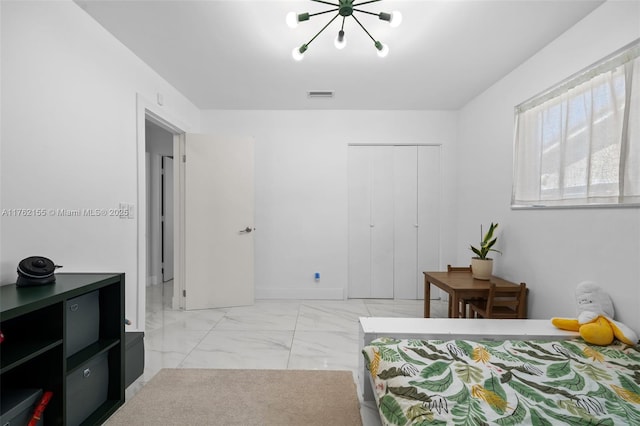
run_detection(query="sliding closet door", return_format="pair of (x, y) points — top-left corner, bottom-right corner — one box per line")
(348, 146), (394, 298)
(370, 148), (394, 298)
(348, 145), (441, 299)
(417, 146), (441, 298)
(393, 146), (419, 299)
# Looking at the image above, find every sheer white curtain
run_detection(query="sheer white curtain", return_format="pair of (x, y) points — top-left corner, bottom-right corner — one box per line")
(513, 41), (640, 207)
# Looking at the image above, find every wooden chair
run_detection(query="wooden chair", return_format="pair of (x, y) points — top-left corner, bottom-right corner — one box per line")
(468, 282), (527, 319)
(447, 264), (472, 273)
(447, 264), (477, 318)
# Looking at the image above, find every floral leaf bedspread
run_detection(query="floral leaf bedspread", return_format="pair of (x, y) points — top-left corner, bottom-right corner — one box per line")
(362, 337), (640, 425)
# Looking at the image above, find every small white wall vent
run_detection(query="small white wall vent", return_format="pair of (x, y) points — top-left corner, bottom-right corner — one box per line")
(307, 90), (334, 98)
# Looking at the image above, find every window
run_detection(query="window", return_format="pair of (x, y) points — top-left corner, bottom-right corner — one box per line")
(512, 39), (640, 208)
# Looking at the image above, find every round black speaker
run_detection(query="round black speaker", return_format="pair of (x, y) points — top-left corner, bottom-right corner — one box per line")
(17, 256), (61, 287)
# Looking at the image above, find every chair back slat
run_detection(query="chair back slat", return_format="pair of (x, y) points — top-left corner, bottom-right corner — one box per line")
(471, 282), (527, 319)
(447, 264), (472, 272)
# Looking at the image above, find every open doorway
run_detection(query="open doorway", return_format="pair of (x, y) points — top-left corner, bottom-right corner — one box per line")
(145, 120), (174, 309)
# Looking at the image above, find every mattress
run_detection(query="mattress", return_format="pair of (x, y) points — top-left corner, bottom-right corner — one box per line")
(362, 337), (640, 425)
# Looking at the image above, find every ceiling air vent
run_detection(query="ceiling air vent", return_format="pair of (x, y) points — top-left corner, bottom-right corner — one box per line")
(307, 90), (334, 99)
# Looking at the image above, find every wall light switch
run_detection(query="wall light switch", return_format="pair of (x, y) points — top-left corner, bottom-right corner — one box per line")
(119, 203), (135, 219)
(126, 203), (135, 219)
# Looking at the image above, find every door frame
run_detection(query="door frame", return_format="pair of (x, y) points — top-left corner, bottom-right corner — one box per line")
(136, 94), (189, 329)
(161, 155), (175, 283)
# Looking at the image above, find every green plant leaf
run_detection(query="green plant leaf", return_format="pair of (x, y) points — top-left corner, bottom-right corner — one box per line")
(546, 361), (571, 378)
(455, 363), (485, 383)
(419, 361), (451, 379)
(484, 374), (508, 414)
(378, 367), (408, 380)
(380, 346), (402, 362)
(495, 397), (527, 425)
(398, 346), (428, 366)
(544, 372), (585, 391)
(508, 380), (556, 408)
(410, 369), (454, 392)
(388, 386), (432, 403)
(529, 408), (554, 426)
(575, 363), (612, 382)
(470, 245), (483, 258)
(379, 394), (408, 426)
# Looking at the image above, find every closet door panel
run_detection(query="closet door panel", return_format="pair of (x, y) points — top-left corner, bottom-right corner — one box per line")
(348, 146), (374, 298)
(393, 146), (419, 299)
(417, 145), (441, 299)
(370, 146), (394, 298)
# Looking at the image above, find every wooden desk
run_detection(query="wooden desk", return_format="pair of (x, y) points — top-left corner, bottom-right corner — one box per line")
(423, 271), (526, 318)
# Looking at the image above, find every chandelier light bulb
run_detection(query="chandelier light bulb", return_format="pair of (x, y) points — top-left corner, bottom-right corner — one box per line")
(292, 44), (307, 61)
(334, 30), (346, 50)
(375, 41), (389, 58)
(389, 11), (402, 28)
(286, 11), (299, 28)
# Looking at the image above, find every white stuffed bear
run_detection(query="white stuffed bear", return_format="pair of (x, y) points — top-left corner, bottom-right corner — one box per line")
(552, 281), (638, 346)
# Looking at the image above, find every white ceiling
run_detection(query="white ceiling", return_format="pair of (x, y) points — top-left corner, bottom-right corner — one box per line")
(75, 0), (604, 110)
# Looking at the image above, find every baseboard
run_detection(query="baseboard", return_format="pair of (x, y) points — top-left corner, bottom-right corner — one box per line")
(255, 287), (344, 300)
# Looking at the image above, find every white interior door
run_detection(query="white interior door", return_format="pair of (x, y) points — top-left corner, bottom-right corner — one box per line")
(348, 147), (373, 298)
(394, 146), (418, 299)
(370, 147), (394, 298)
(183, 133), (254, 310)
(162, 156), (174, 282)
(417, 146), (441, 299)
(348, 146), (393, 298)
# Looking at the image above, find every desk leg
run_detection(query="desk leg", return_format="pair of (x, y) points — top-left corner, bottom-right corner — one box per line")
(423, 277), (431, 318)
(451, 292), (460, 318)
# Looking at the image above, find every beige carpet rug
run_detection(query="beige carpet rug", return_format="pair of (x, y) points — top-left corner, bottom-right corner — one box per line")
(105, 369), (363, 425)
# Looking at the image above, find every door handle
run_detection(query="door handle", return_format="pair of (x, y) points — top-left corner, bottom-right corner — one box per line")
(239, 227), (253, 233)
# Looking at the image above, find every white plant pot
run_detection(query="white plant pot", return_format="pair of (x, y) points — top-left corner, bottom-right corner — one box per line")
(471, 258), (493, 280)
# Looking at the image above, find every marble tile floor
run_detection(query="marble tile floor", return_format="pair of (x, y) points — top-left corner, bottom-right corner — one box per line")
(126, 281), (448, 425)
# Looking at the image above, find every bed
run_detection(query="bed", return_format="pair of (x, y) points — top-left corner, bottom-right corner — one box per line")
(360, 318), (640, 425)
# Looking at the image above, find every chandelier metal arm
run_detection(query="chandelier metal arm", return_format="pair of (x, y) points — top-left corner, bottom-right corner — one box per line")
(351, 14), (376, 43)
(309, 8), (340, 18)
(311, 0), (340, 7)
(305, 12), (342, 47)
(352, 0), (382, 7)
(352, 8), (379, 17)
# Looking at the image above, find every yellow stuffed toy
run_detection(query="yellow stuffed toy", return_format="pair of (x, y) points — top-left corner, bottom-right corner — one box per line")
(552, 281), (638, 346)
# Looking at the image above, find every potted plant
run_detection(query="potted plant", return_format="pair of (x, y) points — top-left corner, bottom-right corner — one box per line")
(470, 222), (501, 280)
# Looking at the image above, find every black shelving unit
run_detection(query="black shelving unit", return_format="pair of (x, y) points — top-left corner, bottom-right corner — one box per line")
(0, 273), (125, 425)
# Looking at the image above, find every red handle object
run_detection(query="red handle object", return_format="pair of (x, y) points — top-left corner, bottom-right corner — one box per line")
(28, 391), (54, 426)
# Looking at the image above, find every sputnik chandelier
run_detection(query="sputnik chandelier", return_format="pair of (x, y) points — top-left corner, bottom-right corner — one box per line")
(287, 0), (402, 61)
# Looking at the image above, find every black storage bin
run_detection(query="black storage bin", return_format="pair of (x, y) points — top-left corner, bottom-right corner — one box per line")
(66, 290), (100, 356)
(125, 331), (145, 388)
(66, 352), (109, 426)
(0, 388), (43, 426)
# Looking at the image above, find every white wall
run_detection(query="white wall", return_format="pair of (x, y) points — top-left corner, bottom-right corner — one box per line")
(456, 1), (640, 328)
(200, 110), (459, 299)
(0, 1), (200, 330)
